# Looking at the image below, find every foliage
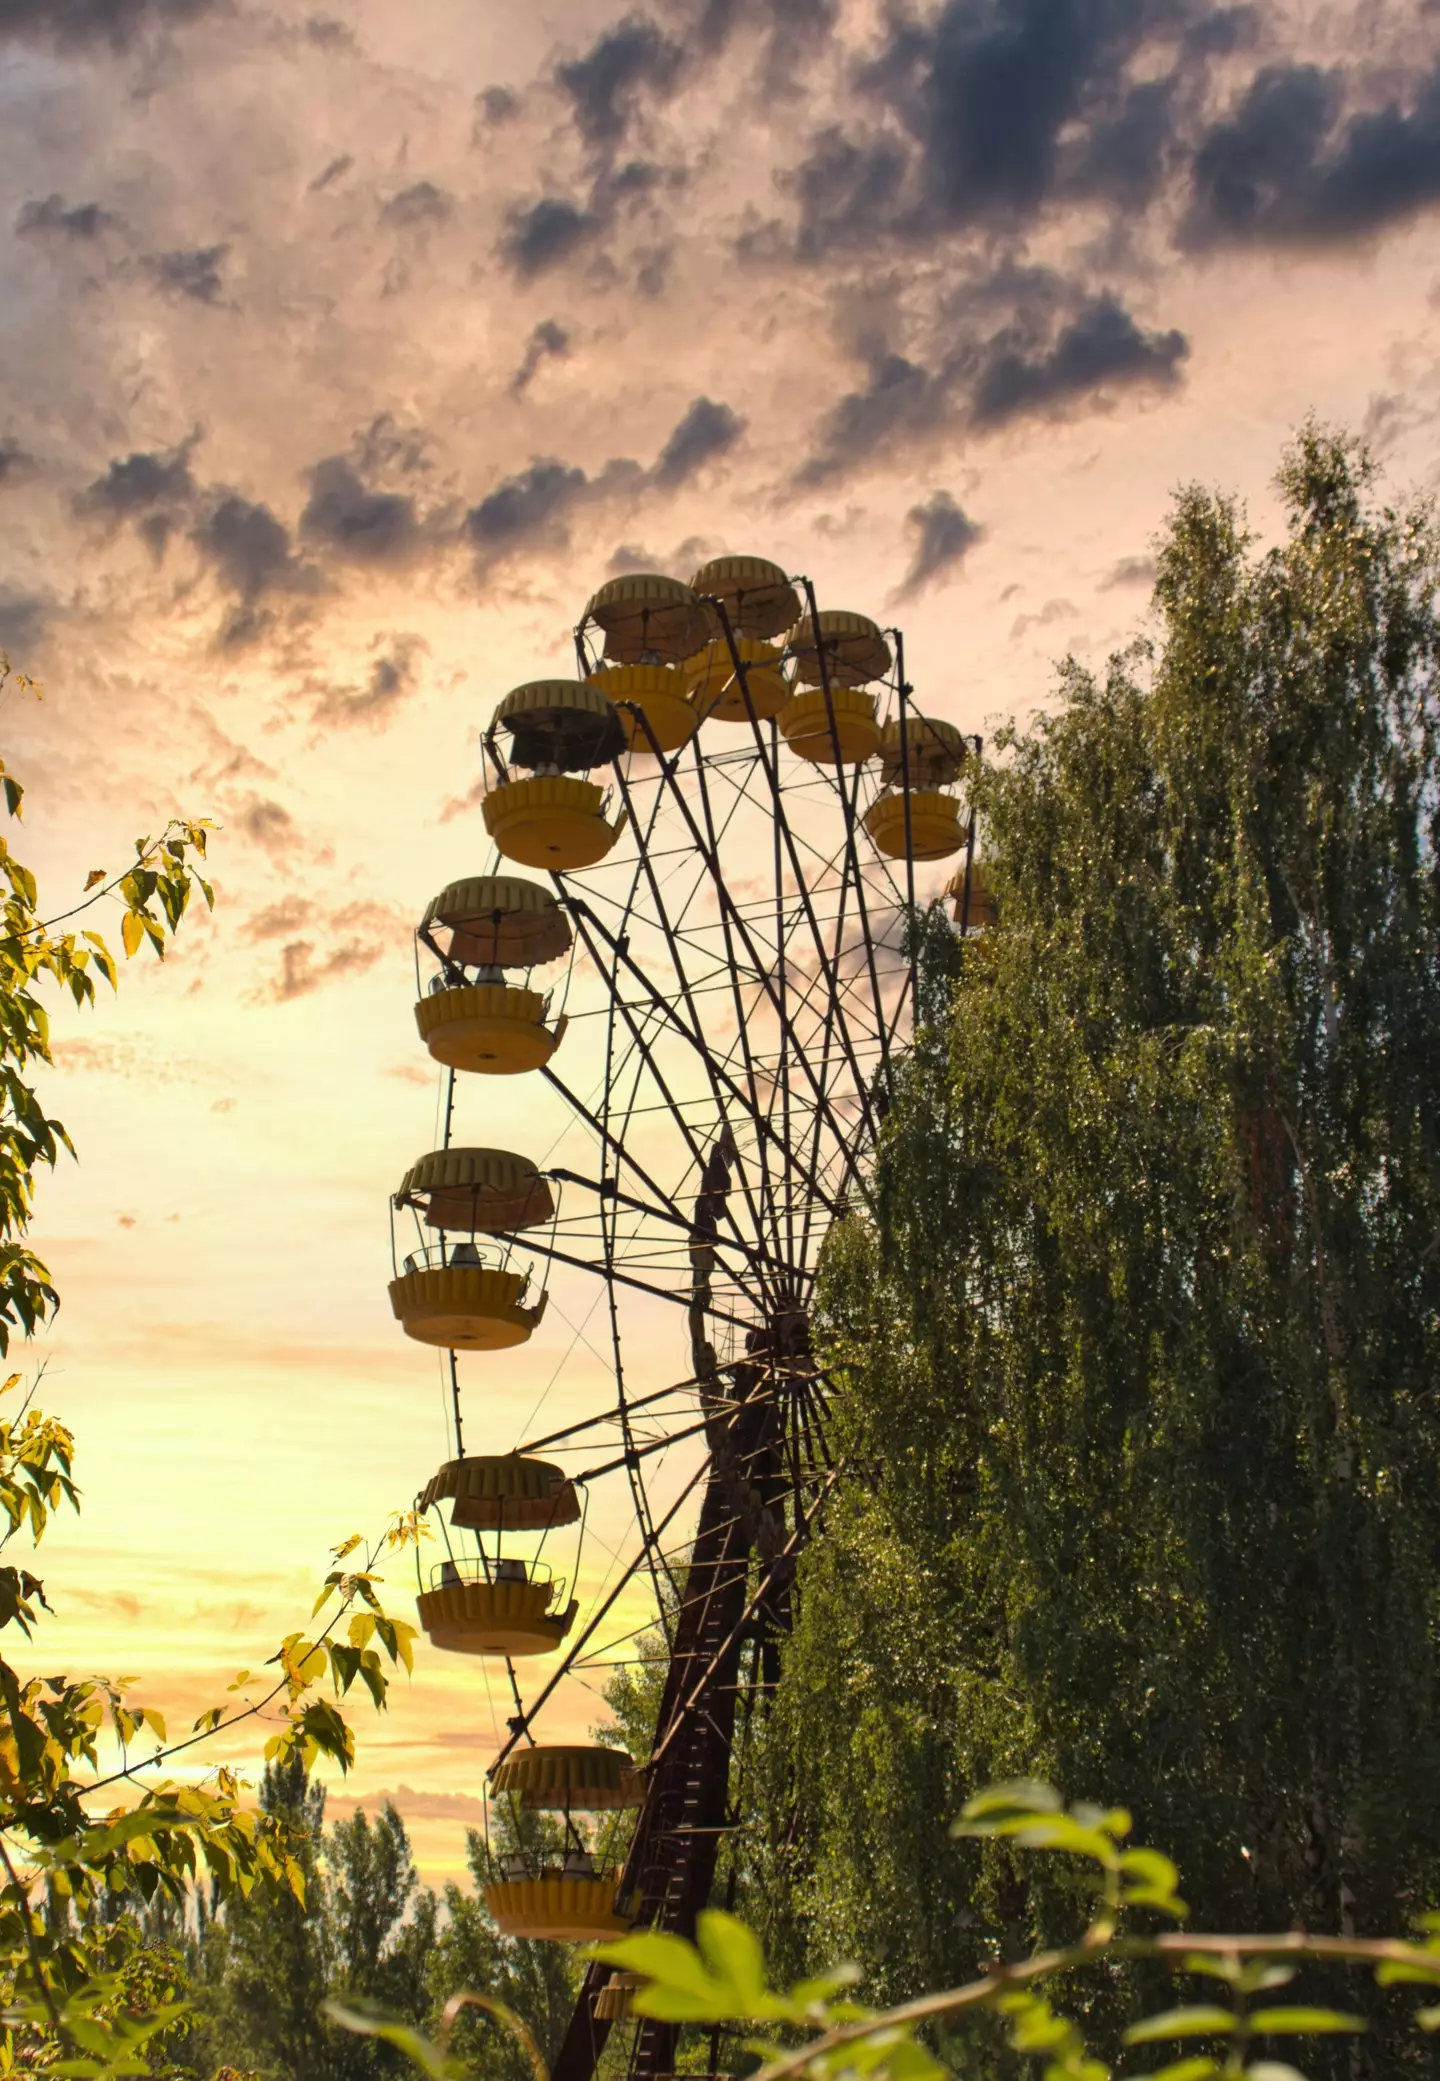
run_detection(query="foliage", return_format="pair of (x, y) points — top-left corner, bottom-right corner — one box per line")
(351, 1781), (1440, 2081)
(743, 430), (1440, 2072)
(0, 672), (423, 2073)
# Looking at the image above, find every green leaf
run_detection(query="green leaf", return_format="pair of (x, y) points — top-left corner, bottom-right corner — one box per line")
(1124, 2007), (1237, 2045)
(696, 1909), (770, 2010)
(955, 1779), (1063, 1831)
(323, 1999), (464, 2079)
(1126, 2059), (1220, 2081)
(1248, 2008), (1364, 2036)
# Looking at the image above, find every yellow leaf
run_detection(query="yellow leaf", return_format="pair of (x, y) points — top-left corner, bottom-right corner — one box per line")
(121, 911), (143, 959)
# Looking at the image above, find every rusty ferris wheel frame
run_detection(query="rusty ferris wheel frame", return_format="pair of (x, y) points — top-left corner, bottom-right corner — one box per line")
(430, 580), (981, 2081)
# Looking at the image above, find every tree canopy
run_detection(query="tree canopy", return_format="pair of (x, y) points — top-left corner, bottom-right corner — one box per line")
(748, 429), (1440, 2070)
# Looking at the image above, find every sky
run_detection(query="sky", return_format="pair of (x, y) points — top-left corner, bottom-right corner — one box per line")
(2, 0), (1440, 1890)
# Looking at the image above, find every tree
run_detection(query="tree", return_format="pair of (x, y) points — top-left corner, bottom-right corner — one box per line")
(0, 657), (423, 2073)
(188, 1757), (334, 2079)
(747, 430), (1440, 2073)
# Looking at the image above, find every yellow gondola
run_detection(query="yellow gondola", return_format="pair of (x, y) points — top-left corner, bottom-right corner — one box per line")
(946, 858), (997, 930)
(588, 661), (700, 754)
(414, 876), (571, 1074)
(482, 682), (627, 871)
(483, 1875), (632, 1941)
(421, 1452), (580, 1532)
(484, 1744), (642, 1941)
(683, 636), (789, 723)
(582, 572), (712, 664)
(778, 684), (883, 765)
(786, 608), (892, 689)
(593, 1972), (643, 2021)
(416, 1560), (577, 1656)
(863, 714), (969, 861)
(388, 1149), (552, 1350)
(491, 1744), (642, 1809)
(689, 554), (800, 639)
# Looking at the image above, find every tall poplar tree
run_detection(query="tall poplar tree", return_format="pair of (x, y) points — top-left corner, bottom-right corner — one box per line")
(752, 430), (1440, 2069)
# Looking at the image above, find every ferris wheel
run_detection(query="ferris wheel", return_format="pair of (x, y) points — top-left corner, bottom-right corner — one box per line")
(384, 557), (991, 2081)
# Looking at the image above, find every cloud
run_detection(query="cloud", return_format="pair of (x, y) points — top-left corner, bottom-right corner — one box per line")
(555, 13), (682, 148)
(233, 796), (301, 853)
(970, 293), (1187, 426)
(466, 458), (591, 552)
(308, 153), (353, 194)
(510, 319), (570, 395)
(0, 589), (47, 653)
(256, 939), (379, 1002)
(327, 1783), (488, 1821)
(15, 192), (118, 238)
(801, 288), (1187, 480)
(501, 196), (599, 275)
(239, 895), (312, 941)
(252, 899), (408, 1003)
(79, 440), (198, 555)
(650, 397), (745, 486)
(476, 84), (518, 124)
(894, 491), (982, 597)
(0, 439), (32, 487)
(379, 181), (453, 229)
(0, 0), (216, 48)
(1011, 595), (1078, 639)
(309, 633), (429, 731)
(1184, 61), (1440, 247)
(192, 493), (315, 603)
(464, 395), (743, 562)
(145, 243), (228, 302)
(304, 13), (352, 48)
(1099, 553), (1156, 589)
(299, 457), (422, 563)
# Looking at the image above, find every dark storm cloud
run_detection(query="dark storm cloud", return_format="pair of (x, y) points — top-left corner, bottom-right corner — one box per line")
(81, 442), (197, 517)
(510, 319), (570, 395)
(15, 193), (118, 238)
(477, 84), (519, 124)
(555, 13), (682, 147)
(146, 243), (227, 302)
(776, 0), (1439, 265)
(970, 293), (1187, 425)
(465, 395), (743, 558)
(0, 0), (213, 48)
(895, 491), (982, 597)
(800, 288), (1187, 479)
(0, 589), (47, 654)
(299, 457), (421, 563)
(79, 439), (197, 552)
(502, 197), (600, 275)
(466, 460), (591, 549)
(1184, 61), (1440, 246)
(650, 397), (744, 485)
(379, 181), (453, 228)
(0, 440), (32, 487)
(780, 0), (1200, 252)
(799, 354), (947, 482)
(192, 494), (315, 605)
